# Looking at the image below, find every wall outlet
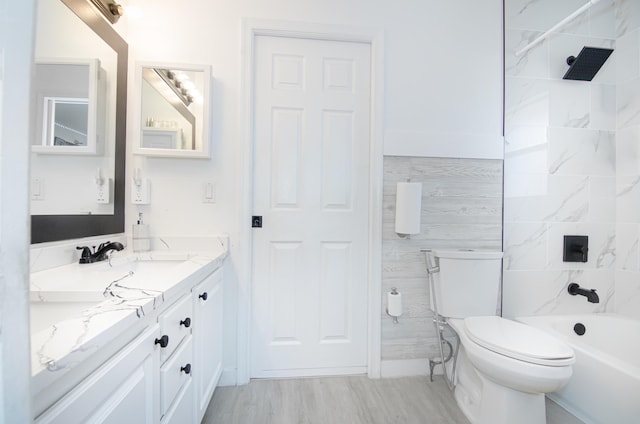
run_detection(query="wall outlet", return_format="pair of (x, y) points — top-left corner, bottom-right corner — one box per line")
(132, 178), (151, 204)
(96, 178), (112, 204)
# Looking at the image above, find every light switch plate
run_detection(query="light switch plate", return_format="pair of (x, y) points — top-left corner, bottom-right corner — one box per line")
(31, 178), (45, 200)
(203, 181), (216, 203)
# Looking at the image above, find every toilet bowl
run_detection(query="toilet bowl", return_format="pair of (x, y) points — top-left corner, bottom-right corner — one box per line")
(426, 250), (575, 424)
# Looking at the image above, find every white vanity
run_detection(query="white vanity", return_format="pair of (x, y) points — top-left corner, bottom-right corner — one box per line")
(29, 236), (227, 423)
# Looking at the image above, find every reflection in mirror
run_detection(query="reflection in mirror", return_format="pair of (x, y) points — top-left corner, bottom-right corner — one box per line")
(46, 98), (89, 146)
(32, 58), (102, 155)
(135, 63), (211, 158)
(31, 0), (127, 243)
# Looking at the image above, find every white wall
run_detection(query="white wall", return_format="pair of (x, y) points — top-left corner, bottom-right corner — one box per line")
(124, 0), (503, 381)
(0, 0), (35, 422)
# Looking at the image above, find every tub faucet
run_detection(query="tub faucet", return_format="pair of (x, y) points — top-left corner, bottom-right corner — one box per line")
(76, 241), (124, 264)
(568, 283), (599, 303)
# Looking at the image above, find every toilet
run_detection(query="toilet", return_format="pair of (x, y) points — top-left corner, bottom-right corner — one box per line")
(426, 249), (575, 424)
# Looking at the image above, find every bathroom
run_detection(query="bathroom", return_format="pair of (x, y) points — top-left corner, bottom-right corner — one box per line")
(1, 0), (639, 423)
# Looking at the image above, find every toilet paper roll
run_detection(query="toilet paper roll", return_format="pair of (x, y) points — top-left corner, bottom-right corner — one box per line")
(395, 182), (422, 235)
(387, 290), (403, 317)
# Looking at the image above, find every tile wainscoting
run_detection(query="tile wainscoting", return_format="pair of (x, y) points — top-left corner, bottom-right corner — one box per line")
(381, 156), (503, 376)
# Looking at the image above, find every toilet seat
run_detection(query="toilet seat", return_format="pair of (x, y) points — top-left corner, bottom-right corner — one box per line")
(463, 316), (575, 367)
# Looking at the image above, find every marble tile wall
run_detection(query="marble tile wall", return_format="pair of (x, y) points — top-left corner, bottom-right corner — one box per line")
(504, 0), (640, 319)
(614, 0), (640, 318)
(381, 156), (503, 362)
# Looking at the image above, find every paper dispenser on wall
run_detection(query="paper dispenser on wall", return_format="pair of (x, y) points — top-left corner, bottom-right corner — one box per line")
(395, 181), (422, 236)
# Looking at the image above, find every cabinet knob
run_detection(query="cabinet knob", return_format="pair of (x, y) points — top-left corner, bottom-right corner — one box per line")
(181, 363), (192, 374)
(180, 317), (191, 328)
(198, 292), (208, 301)
(154, 335), (169, 348)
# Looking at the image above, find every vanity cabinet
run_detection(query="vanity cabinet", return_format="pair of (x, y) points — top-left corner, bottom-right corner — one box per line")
(34, 264), (225, 424)
(193, 267), (224, 422)
(35, 324), (161, 424)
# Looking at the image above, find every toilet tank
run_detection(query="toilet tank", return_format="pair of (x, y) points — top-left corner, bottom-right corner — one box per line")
(429, 250), (503, 318)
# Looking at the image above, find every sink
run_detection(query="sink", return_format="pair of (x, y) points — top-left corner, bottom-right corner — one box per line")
(30, 300), (102, 334)
(31, 253), (193, 295)
(29, 252), (197, 334)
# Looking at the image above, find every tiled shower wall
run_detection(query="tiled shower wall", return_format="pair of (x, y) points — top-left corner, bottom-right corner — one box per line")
(503, 0), (640, 319)
(614, 0), (640, 318)
(381, 156), (502, 365)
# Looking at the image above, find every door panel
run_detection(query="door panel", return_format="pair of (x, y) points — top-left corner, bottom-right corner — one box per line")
(251, 35), (371, 378)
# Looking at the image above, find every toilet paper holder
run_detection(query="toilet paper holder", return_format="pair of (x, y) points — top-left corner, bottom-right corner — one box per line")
(386, 287), (403, 324)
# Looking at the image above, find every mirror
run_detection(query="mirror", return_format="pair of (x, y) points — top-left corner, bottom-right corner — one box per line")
(31, 0), (128, 243)
(44, 98), (89, 147)
(32, 59), (102, 155)
(134, 63), (211, 158)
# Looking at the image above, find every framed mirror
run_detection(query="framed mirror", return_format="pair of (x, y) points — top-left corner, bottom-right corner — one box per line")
(33, 59), (102, 155)
(31, 0), (127, 243)
(134, 63), (211, 158)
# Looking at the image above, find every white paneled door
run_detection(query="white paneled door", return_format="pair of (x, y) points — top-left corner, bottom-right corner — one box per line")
(251, 35), (371, 378)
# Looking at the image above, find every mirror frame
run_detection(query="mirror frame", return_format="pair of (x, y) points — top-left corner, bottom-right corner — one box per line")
(134, 62), (211, 159)
(31, 0), (127, 244)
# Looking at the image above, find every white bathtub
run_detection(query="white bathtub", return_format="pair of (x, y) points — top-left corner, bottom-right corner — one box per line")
(516, 314), (640, 424)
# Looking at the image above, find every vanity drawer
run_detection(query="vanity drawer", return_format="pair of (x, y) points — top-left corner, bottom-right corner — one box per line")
(159, 293), (193, 362)
(160, 335), (193, 417)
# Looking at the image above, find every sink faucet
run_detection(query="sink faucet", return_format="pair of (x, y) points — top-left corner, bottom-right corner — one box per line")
(568, 283), (599, 303)
(76, 241), (125, 264)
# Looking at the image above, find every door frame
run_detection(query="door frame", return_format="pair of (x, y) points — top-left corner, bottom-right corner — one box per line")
(238, 19), (384, 383)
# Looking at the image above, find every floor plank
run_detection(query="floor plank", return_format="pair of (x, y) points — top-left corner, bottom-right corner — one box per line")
(203, 375), (584, 424)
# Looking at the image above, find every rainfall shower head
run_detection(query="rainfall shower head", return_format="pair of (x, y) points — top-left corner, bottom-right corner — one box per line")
(563, 46), (614, 81)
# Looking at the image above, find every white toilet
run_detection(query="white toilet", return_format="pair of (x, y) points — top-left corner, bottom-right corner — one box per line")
(426, 249), (575, 424)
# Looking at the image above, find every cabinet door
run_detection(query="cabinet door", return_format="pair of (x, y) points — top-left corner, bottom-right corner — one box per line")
(36, 325), (161, 424)
(192, 267), (223, 422)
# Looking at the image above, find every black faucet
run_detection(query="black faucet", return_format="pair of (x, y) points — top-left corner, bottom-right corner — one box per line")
(76, 241), (125, 264)
(568, 283), (599, 303)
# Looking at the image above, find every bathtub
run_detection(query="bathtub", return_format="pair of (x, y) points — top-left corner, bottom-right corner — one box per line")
(516, 314), (640, 424)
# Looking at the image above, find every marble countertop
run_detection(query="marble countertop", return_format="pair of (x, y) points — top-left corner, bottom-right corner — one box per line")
(29, 236), (228, 390)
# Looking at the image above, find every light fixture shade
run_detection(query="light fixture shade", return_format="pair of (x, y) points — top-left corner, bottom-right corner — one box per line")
(395, 182), (422, 235)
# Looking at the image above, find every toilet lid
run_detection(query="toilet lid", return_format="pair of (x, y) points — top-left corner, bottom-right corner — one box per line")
(464, 316), (575, 366)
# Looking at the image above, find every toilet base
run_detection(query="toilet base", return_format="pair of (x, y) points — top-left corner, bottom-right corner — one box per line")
(477, 374), (546, 424)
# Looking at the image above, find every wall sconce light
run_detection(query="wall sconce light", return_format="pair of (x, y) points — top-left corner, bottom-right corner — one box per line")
(88, 0), (124, 24)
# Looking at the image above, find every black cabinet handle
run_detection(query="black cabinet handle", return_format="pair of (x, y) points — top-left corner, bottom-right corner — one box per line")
(180, 317), (191, 328)
(198, 292), (208, 301)
(181, 363), (192, 374)
(154, 335), (169, 348)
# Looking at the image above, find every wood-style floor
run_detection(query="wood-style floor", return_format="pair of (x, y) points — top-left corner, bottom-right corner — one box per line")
(203, 375), (585, 424)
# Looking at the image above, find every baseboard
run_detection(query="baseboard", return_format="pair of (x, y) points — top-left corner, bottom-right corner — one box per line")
(380, 359), (442, 378)
(220, 361), (441, 382)
(217, 367), (238, 387)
